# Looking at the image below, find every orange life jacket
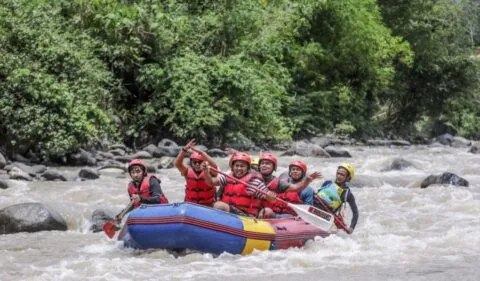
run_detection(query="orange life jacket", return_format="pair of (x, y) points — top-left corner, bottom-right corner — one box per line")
(184, 167), (216, 206)
(127, 175), (168, 208)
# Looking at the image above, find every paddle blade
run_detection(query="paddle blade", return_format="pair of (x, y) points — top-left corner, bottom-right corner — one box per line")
(102, 221), (116, 239)
(288, 203), (334, 232)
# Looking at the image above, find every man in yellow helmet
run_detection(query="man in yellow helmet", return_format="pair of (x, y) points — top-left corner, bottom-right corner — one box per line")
(314, 163), (359, 234)
(250, 157), (260, 171)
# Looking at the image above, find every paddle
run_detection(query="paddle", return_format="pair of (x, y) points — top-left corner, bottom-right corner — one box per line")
(210, 167), (334, 232)
(103, 200), (134, 239)
(313, 193), (350, 233)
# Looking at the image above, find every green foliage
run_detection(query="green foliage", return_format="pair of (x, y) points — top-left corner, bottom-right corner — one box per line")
(1, 0), (479, 161)
(239, 0), (412, 137)
(0, 0), (115, 157)
(379, 0), (480, 137)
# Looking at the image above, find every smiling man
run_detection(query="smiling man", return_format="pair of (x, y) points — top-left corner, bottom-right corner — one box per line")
(204, 152), (276, 218)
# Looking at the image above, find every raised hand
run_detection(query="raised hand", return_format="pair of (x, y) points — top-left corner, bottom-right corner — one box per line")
(307, 171), (322, 181)
(183, 138), (196, 152)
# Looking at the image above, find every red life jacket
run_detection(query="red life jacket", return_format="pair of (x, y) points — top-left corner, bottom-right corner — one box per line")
(265, 174), (303, 215)
(271, 190), (302, 215)
(184, 167), (216, 206)
(262, 176), (279, 209)
(221, 171), (264, 216)
(127, 175), (168, 208)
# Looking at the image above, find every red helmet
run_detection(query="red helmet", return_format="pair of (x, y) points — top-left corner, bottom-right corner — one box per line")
(128, 159), (147, 175)
(229, 152), (251, 168)
(190, 152), (205, 162)
(289, 160), (307, 174)
(259, 153), (277, 170)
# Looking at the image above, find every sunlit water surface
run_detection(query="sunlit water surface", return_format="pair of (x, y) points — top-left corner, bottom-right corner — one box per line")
(1, 145), (479, 281)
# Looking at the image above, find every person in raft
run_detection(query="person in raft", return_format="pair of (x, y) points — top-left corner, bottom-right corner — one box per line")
(314, 163), (359, 234)
(203, 152), (277, 218)
(258, 154), (322, 217)
(116, 159), (169, 221)
(174, 138), (219, 207)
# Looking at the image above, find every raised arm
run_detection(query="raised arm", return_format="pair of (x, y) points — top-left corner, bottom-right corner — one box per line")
(190, 145), (218, 170)
(174, 138), (196, 176)
(285, 171), (322, 192)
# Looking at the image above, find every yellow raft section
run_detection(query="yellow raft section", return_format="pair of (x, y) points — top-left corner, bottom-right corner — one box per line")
(239, 217), (275, 255)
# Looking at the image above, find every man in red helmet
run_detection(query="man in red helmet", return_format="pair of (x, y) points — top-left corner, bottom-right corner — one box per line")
(175, 138), (219, 206)
(204, 152), (276, 218)
(259, 156), (321, 217)
(116, 159), (169, 220)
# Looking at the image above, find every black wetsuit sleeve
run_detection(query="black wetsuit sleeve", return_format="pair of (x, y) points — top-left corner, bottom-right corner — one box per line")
(346, 191), (359, 230)
(139, 177), (162, 204)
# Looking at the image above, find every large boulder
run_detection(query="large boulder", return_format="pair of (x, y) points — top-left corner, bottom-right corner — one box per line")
(109, 148), (126, 156)
(8, 167), (33, 181)
(142, 144), (165, 158)
(451, 136), (471, 148)
(131, 150), (152, 159)
(79, 168), (100, 180)
(381, 158), (414, 172)
(98, 161), (127, 173)
(224, 133), (259, 151)
(90, 209), (114, 233)
(420, 172), (469, 188)
(469, 142), (480, 154)
(5, 162), (38, 177)
(207, 148), (228, 158)
(437, 133), (453, 146)
(0, 203), (67, 234)
(281, 141), (330, 158)
(309, 137), (331, 148)
(158, 138), (178, 148)
(40, 169), (68, 181)
(96, 151), (115, 161)
(0, 179), (9, 189)
(67, 149), (97, 166)
(324, 146), (352, 158)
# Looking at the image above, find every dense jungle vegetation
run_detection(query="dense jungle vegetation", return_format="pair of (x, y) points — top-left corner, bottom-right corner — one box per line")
(0, 0), (479, 160)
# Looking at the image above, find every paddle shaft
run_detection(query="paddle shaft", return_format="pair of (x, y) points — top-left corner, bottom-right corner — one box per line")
(211, 167), (329, 218)
(103, 200), (134, 239)
(116, 200), (135, 222)
(208, 167), (334, 231)
(210, 167), (288, 205)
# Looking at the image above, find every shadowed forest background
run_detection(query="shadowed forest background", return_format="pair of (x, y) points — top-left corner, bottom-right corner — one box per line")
(0, 0), (479, 161)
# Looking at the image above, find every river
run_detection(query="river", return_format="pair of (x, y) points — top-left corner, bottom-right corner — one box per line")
(1, 145), (479, 281)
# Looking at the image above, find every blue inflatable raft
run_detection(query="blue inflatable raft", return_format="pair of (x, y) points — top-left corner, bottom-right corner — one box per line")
(117, 203), (330, 255)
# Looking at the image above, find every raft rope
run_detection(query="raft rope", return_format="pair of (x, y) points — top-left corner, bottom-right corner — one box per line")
(127, 216), (329, 241)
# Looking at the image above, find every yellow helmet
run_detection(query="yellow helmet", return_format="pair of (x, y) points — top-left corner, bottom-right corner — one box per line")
(338, 163), (355, 179)
(251, 157), (260, 166)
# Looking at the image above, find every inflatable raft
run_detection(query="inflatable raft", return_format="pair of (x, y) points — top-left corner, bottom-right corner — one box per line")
(117, 203), (330, 255)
